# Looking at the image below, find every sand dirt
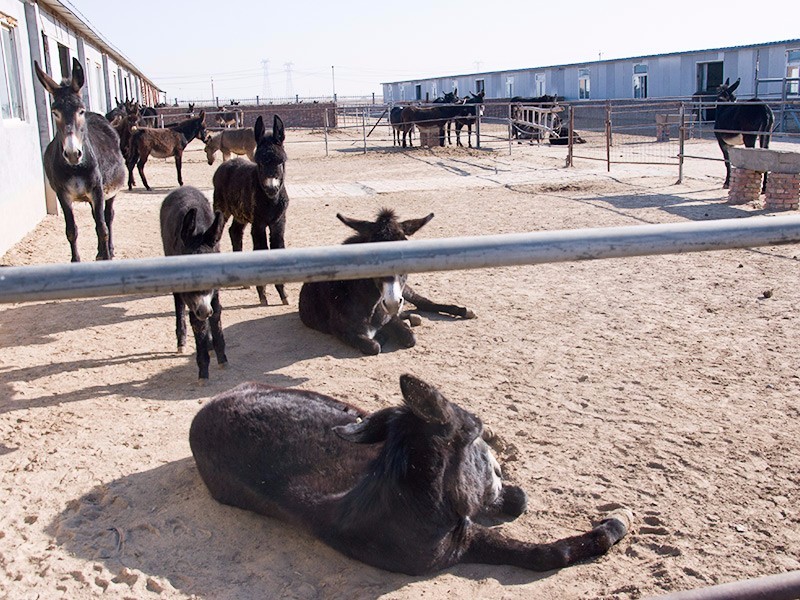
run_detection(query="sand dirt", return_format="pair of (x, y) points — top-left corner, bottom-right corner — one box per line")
(1, 132), (799, 599)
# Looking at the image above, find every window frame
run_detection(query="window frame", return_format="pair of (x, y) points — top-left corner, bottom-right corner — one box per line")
(578, 68), (590, 100)
(633, 63), (648, 99)
(0, 15), (25, 121)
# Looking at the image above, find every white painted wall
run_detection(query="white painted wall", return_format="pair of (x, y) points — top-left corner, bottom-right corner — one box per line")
(0, 0), (46, 257)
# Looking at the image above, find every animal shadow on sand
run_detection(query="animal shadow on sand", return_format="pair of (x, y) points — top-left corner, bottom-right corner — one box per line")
(49, 463), (549, 598)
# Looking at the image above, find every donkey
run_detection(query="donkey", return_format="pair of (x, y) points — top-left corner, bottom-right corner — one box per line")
(298, 209), (475, 355)
(714, 78), (774, 189)
(126, 111), (208, 191)
(34, 58), (126, 262)
(140, 105), (159, 128)
(190, 373), (632, 575)
(213, 115), (289, 306)
(204, 128), (256, 164)
(454, 91), (485, 148)
(215, 108), (238, 128)
(389, 106), (411, 147)
(160, 186), (227, 380)
(400, 103), (466, 148)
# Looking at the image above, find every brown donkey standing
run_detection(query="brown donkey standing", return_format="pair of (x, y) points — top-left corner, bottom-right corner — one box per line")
(126, 111), (208, 191)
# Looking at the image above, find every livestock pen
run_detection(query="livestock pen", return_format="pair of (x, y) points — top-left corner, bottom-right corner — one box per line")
(1, 136), (799, 600)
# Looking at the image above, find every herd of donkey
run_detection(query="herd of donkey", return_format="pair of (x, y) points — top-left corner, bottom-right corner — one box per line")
(23, 56), (774, 579)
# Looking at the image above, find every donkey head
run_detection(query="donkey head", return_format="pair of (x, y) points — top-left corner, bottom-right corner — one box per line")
(35, 57), (88, 166)
(717, 77), (741, 102)
(334, 374), (503, 517)
(253, 115), (287, 200)
(179, 208), (225, 321)
(337, 209), (433, 314)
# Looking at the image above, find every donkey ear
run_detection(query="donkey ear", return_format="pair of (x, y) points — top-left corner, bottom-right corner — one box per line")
(729, 78), (741, 93)
(723, 78), (730, 87)
(70, 58), (84, 92)
(336, 213), (374, 236)
(400, 213), (434, 236)
(205, 211), (225, 246)
(198, 110), (206, 122)
(273, 115), (285, 144)
(254, 116), (265, 142)
(399, 374), (452, 425)
(333, 410), (391, 444)
(180, 208), (198, 244)
(34, 61), (59, 95)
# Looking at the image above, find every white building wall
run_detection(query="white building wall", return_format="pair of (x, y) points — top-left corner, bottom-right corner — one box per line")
(0, 0), (46, 257)
(82, 41), (105, 113)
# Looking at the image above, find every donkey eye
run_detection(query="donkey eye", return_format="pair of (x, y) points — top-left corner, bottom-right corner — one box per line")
(78, 109), (86, 116)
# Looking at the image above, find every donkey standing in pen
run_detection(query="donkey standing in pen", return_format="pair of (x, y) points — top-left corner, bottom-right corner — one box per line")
(126, 111), (208, 191)
(34, 58), (125, 262)
(213, 115), (289, 306)
(714, 77), (774, 190)
(299, 209), (475, 355)
(160, 186), (227, 380)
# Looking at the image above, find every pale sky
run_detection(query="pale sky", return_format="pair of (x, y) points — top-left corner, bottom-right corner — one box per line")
(65, 0), (799, 102)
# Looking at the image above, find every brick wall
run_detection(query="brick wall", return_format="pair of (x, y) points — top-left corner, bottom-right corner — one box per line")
(155, 103), (336, 129)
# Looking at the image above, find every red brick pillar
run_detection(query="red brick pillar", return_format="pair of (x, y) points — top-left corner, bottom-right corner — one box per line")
(727, 168), (763, 205)
(765, 172), (800, 211)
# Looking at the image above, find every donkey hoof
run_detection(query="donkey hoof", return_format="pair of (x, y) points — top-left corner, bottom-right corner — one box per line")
(463, 309), (477, 319)
(407, 314), (422, 327)
(197, 378), (208, 387)
(605, 508), (635, 536)
(281, 297), (289, 306)
(218, 359), (229, 368)
(177, 345), (186, 354)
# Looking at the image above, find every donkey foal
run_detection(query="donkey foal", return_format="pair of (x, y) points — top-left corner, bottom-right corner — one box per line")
(160, 186), (227, 380)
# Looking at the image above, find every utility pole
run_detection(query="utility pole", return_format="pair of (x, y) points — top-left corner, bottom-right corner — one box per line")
(211, 76), (215, 103)
(331, 65), (336, 101)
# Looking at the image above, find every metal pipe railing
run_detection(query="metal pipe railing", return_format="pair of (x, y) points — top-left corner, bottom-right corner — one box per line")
(1, 216), (800, 304)
(647, 570), (800, 600)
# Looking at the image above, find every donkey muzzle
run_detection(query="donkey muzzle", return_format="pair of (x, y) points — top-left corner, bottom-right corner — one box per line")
(62, 133), (83, 165)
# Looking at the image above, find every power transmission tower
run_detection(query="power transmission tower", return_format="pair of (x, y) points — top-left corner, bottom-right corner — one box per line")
(261, 59), (271, 99)
(284, 62), (294, 99)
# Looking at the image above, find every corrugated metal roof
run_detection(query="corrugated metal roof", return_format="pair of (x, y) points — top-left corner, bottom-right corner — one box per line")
(382, 38), (800, 85)
(37, 0), (163, 92)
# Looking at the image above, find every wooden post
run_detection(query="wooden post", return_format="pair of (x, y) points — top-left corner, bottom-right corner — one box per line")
(677, 103), (685, 184)
(475, 104), (481, 149)
(362, 108), (367, 154)
(605, 102), (612, 172)
(507, 103), (512, 155)
(567, 105), (574, 168)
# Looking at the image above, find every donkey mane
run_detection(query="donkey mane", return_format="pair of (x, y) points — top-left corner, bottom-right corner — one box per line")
(343, 208), (402, 244)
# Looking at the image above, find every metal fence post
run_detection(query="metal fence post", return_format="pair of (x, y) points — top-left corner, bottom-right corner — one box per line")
(362, 108), (367, 154)
(475, 104), (481, 149)
(507, 103), (512, 155)
(567, 105), (574, 168)
(324, 108), (329, 157)
(605, 102), (612, 172)
(677, 102), (685, 184)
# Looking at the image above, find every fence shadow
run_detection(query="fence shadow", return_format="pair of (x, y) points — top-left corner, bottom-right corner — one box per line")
(590, 193), (765, 221)
(48, 459), (548, 599)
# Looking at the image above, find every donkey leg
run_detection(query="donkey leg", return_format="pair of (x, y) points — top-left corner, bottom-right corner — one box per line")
(189, 311), (212, 380)
(137, 157), (151, 191)
(175, 151), (184, 186)
(174, 293), (187, 352)
(104, 197), (116, 258)
(468, 124), (473, 148)
(268, 217), (289, 305)
(402, 284), (476, 319)
(90, 191), (111, 261)
(229, 220), (245, 253)
(209, 291), (228, 367)
(459, 509), (633, 571)
(251, 226), (270, 306)
(58, 196), (81, 263)
(338, 330), (381, 355)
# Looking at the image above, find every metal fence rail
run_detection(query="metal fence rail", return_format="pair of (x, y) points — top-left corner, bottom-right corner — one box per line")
(2, 216), (800, 304)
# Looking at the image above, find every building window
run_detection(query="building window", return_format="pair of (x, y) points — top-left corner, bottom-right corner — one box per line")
(578, 68), (590, 100)
(475, 78), (484, 94)
(57, 43), (70, 79)
(697, 61), (723, 93)
(633, 64), (648, 99)
(414, 84), (421, 101)
(506, 76), (514, 98)
(535, 73), (545, 97)
(1, 16), (24, 120)
(787, 49), (800, 96)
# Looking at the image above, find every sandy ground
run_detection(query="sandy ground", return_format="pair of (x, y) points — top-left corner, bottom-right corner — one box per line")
(1, 131), (799, 600)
